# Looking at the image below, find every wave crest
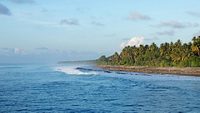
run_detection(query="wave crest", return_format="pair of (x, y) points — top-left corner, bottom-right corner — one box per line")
(55, 66), (98, 75)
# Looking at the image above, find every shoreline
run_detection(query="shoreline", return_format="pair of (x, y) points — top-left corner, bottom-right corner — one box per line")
(97, 65), (200, 76)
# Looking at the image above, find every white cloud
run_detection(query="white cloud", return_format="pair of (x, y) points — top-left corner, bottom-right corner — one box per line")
(0, 48), (25, 55)
(36, 47), (48, 50)
(128, 11), (151, 21)
(13, 48), (25, 54)
(194, 31), (200, 36)
(120, 37), (144, 48)
(157, 20), (199, 29)
(91, 21), (104, 26)
(60, 19), (79, 26)
(187, 11), (200, 18)
(156, 30), (175, 36)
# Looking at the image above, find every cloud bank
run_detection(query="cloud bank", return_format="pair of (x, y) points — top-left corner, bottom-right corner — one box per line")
(9, 0), (35, 4)
(121, 37), (144, 48)
(0, 3), (12, 16)
(1, 48), (25, 55)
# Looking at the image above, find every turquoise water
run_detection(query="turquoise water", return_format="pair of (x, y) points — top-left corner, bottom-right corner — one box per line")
(0, 64), (200, 113)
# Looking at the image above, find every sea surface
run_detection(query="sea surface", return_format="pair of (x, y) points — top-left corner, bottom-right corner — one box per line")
(0, 63), (200, 113)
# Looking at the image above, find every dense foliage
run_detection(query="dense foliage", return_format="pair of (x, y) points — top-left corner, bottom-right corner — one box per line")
(97, 36), (200, 67)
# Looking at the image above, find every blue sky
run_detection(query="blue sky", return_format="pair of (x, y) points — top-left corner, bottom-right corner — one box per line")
(0, 0), (200, 63)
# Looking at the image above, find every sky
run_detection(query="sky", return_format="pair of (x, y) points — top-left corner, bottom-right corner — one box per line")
(0, 0), (200, 63)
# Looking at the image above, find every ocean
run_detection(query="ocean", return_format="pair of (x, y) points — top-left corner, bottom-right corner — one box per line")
(0, 63), (200, 113)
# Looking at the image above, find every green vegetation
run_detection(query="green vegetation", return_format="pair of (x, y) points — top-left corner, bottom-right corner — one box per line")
(97, 36), (200, 67)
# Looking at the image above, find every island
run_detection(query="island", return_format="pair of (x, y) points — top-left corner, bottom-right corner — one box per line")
(96, 36), (200, 76)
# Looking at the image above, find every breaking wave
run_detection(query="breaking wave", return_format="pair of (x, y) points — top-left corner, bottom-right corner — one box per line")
(55, 66), (98, 75)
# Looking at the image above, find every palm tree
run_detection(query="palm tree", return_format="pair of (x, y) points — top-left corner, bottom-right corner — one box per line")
(192, 36), (200, 56)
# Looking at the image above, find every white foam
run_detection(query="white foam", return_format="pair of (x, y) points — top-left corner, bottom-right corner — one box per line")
(55, 66), (98, 75)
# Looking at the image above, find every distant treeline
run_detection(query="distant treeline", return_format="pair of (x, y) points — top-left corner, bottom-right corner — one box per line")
(58, 60), (96, 64)
(97, 36), (200, 67)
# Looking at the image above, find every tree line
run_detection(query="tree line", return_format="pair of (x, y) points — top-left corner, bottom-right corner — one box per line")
(97, 36), (200, 67)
